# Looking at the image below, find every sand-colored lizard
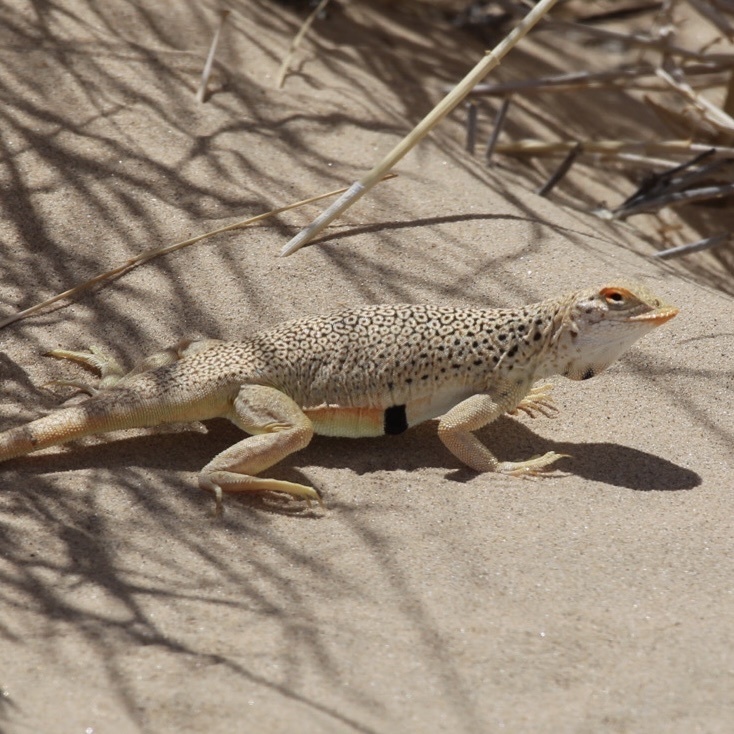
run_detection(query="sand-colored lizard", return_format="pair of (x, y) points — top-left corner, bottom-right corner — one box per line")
(0, 283), (678, 510)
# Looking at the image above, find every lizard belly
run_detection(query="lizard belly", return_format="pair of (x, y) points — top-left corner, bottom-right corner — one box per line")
(304, 405), (386, 438)
(304, 386), (476, 438)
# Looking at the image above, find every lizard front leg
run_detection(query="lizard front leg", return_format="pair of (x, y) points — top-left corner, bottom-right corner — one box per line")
(437, 393), (566, 476)
(199, 384), (319, 513)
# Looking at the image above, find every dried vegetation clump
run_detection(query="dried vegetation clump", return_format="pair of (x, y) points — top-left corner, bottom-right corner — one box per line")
(451, 0), (734, 269)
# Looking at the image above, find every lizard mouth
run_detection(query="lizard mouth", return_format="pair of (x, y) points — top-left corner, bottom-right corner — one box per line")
(628, 306), (679, 325)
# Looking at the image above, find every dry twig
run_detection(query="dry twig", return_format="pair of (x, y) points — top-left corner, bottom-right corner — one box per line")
(536, 143), (582, 196)
(609, 148), (734, 217)
(465, 102), (479, 154)
(614, 181), (734, 217)
(494, 139), (734, 157)
(547, 19), (734, 61)
(277, 0), (332, 89)
(656, 63), (734, 134)
(0, 176), (397, 330)
(280, 0), (561, 256)
(485, 96), (512, 164)
(688, 0), (734, 39)
(466, 60), (734, 97)
(652, 231), (731, 257)
(196, 10), (230, 103)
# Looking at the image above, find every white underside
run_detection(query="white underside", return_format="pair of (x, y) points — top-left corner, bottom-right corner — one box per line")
(405, 386), (477, 427)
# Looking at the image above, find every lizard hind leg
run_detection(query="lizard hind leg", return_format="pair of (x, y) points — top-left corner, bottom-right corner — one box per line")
(199, 384), (318, 513)
(44, 339), (221, 396)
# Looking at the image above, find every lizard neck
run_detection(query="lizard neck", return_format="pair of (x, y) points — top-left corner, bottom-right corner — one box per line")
(487, 297), (573, 386)
(528, 292), (596, 381)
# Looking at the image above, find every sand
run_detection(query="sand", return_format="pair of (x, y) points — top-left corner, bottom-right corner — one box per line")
(0, 2), (732, 732)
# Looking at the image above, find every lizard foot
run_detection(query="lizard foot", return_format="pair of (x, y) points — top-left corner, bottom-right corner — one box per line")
(43, 379), (100, 398)
(45, 346), (125, 390)
(509, 384), (559, 419)
(200, 473), (323, 515)
(497, 451), (570, 477)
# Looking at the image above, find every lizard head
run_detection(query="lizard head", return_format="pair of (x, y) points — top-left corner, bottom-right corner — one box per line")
(557, 282), (678, 381)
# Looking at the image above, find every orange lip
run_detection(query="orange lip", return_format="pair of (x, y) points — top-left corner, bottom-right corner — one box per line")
(629, 307), (679, 325)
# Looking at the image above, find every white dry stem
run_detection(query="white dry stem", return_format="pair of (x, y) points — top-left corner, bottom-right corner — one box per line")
(277, 0), (332, 89)
(196, 10), (230, 104)
(280, 0), (561, 256)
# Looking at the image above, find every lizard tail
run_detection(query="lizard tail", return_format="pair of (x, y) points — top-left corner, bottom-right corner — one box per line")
(0, 397), (153, 463)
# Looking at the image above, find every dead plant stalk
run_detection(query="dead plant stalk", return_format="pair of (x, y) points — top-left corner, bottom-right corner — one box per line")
(280, 0), (561, 256)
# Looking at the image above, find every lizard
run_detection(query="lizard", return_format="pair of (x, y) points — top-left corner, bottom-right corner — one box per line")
(0, 282), (678, 511)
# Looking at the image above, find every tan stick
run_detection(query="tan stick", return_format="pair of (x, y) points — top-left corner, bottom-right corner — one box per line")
(465, 60), (734, 97)
(656, 65), (734, 134)
(653, 232), (730, 259)
(196, 10), (230, 104)
(276, 0), (332, 90)
(614, 182), (734, 219)
(536, 142), (581, 196)
(687, 0), (734, 40)
(548, 19), (734, 61)
(0, 175), (396, 331)
(492, 139), (734, 157)
(279, 0), (560, 256)
(485, 96), (512, 165)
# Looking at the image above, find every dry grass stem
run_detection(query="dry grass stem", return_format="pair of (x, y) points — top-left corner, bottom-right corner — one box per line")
(536, 143), (581, 196)
(614, 181), (734, 217)
(576, 2), (665, 24)
(688, 0), (734, 38)
(196, 9), (230, 104)
(652, 231), (731, 257)
(656, 65), (734, 133)
(465, 102), (478, 154)
(466, 60), (734, 97)
(0, 176), (396, 330)
(642, 94), (720, 138)
(280, 0), (561, 256)
(612, 148), (719, 213)
(614, 152), (686, 167)
(453, 3), (734, 251)
(723, 67), (734, 116)
(548, 19), (734, 60)
(485, 96), (512, 164)
(494, 139), (734, 157)
(277, 0), (332, 89)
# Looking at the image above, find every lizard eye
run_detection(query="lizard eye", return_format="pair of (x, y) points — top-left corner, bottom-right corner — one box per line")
(600, 286), (632, 307)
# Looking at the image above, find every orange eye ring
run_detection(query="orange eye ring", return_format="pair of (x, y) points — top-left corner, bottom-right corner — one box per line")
(600, 286), (632, 305)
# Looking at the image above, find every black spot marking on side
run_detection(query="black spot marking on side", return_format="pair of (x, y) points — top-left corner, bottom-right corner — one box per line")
(582, 367), (595, 380)
(384, 405), (408, 435)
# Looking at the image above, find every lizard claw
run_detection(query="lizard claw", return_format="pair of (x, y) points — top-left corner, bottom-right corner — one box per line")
(509, 384), (559, 419)
(497, 451), (570, 477)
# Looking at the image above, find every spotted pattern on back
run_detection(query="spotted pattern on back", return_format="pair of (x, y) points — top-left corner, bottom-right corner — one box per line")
(168, 302), (569, 409)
